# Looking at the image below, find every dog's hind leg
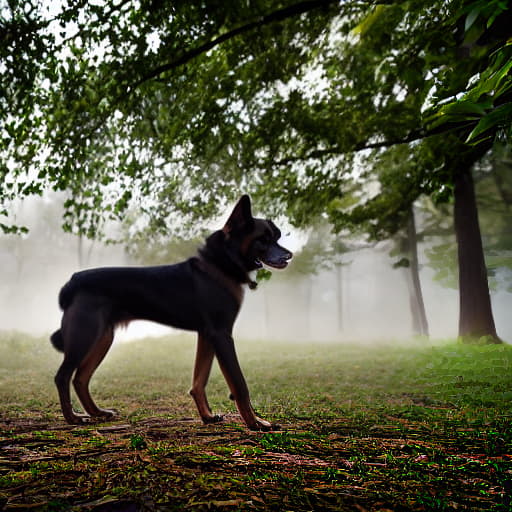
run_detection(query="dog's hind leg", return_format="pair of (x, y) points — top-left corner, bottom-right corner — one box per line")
(55, 295), (111, 424)
(55, 357), (91, 424)
(190, 334), (223, 424)
(73, 326), (116, 420)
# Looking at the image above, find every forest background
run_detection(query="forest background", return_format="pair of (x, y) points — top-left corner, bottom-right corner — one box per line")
(1, 0), (512, 343)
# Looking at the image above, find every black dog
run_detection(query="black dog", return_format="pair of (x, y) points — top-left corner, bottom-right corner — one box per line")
(51, 195), (292, 430)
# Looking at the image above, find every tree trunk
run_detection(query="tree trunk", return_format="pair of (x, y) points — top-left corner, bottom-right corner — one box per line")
(336, 263), (343, 332)
(406, 206), (429, 337)
(453, 166), (500, 342)
(303, 276), (312, 340)
(397, 206), (429, 337)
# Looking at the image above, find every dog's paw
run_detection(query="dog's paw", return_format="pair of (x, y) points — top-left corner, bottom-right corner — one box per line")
(93, 408), (117, 420)
(248, 417), (280, 432)
(202, 414), (224, 424)
(86, 409), (118, 423)
(65, 413), (92, 425)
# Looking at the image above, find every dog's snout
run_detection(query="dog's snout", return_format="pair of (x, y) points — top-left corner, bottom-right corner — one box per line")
(280, 245), (293, 260)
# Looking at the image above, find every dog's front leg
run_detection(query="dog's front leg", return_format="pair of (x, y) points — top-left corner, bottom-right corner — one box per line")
(210, 330), (274, 431)
(190, 334), (223, 424)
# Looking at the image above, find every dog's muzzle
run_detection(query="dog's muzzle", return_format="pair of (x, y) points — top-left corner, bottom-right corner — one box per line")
(260, 244), (293, 269)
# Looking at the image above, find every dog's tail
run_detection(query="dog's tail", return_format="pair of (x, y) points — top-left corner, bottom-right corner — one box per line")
(50, 330), (64, 352)
(58, 279), (76, 310)
(51, 278), (77, 352)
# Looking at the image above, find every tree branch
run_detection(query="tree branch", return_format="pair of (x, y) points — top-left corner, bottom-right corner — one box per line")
(273, 122), (477, 165)
(132, 0), (341, 90)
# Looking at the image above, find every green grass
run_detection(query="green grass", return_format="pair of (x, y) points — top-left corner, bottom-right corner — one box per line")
(1, 332), (511, 511)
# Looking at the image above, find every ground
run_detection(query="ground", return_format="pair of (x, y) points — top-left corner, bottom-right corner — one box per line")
(1, 333), (511, 511)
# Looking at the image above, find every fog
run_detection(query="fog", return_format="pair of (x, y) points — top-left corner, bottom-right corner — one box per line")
(1, 197), (511, 343)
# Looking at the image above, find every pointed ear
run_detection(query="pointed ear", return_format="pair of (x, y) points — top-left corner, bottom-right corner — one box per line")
(224, 195), (254, 233)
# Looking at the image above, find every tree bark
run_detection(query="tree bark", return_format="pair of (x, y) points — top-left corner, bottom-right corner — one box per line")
(453, 165), (500, 342)
(406, 207), (429, 337)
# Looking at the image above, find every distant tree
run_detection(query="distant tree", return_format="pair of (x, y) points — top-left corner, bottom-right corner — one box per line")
(282, 222), (353, 334)
(127, 233), (202, 265)
(392, 207), (429, 337)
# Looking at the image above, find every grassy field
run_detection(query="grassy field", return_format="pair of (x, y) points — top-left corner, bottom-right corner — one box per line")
(1, 332), (511, 511)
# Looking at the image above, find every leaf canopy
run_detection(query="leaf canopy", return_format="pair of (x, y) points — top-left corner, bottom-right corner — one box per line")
(1, 0), (510, 238)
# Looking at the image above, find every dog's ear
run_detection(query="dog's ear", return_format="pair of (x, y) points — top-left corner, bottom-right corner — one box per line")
(224, 195), (254, 234)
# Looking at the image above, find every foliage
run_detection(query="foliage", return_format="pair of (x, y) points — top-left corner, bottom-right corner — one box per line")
(1, 0), (342, 236)
(127, 233), (203, 265)
(255, 267), (273, 284)
(426, 0), (512, 145)
(0, 1), (52, 234)
(1, 333), (512, 510)
(3, 0), (508, 237)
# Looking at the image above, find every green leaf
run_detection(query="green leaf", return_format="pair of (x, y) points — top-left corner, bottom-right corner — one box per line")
(426, 99), (491, 129)
(466, 103), (512, 142)
(442, 100), (490, 117)
(351, 4), (387, 37)
(464, 7), (480, 32)
(256, 268), (272, 283)
(393, 257), (410, 269)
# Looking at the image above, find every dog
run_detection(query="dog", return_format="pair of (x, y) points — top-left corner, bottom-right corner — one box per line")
(50, 195), (292, 431)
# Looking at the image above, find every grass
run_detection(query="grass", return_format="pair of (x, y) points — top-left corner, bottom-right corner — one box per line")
(1, 332), (511, 511)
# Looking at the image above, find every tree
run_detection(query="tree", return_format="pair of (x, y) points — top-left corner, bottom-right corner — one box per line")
(451, 142), (499, 340)
(2, 0), (510, 341)
(424, 0), (512, 340)
(0, 1), (54, 233)
(425, 149), (512, 294)
(393, 207), (429, 337)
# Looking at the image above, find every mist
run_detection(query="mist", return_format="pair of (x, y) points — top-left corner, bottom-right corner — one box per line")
(1, 196), (511, 343)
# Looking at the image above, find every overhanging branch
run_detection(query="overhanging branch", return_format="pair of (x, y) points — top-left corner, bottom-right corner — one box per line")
(273, 122), (476, 165)
(132, 0), (341, 90)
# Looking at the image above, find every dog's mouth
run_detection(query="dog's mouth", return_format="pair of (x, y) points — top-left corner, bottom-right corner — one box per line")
(256, 245), (293, 270)
(257, 257), (290, 269)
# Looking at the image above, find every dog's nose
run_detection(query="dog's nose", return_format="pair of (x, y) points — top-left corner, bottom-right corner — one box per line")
(284, 249), (293, 260)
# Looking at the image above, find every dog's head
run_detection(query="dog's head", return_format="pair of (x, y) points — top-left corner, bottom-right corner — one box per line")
(223, 195), (293, 272)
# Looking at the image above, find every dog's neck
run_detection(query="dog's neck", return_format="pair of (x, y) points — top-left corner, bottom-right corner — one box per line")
(194, 255), (245, 305)
(198, 231), (258, 288)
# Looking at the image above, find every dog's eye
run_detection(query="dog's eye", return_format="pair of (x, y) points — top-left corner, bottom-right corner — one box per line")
(254, 236), (270, 248)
